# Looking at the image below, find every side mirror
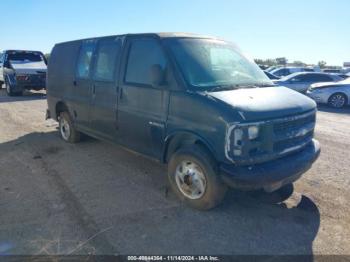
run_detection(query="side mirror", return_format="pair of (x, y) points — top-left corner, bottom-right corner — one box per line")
(150, 64), (165, 87)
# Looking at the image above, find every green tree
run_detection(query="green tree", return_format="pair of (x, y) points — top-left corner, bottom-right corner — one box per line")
(293, 61), (306, 66)
(254, 58), (277, 67)
(44, 53), (50, 62)
(318, 61), (327, 69)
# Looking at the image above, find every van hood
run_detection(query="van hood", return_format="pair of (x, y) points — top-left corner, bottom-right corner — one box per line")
(10, 60), (47, 75)
(207, 86), (316, 122)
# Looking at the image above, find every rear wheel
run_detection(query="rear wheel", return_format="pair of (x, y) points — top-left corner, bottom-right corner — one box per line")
(59, 111), (81, 143)
(168, 145), (227, 210)
(328, 93), (347, 108)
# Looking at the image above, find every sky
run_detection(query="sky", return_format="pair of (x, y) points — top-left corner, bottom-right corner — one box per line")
(1, 0), (349, 66)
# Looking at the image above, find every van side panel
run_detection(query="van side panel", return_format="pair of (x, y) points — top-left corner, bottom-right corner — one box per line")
(47, 41), (81, 119)
(166, 91), (241, 164)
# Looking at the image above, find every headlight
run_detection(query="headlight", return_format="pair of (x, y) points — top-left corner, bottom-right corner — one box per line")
(248, 125), (259, 140)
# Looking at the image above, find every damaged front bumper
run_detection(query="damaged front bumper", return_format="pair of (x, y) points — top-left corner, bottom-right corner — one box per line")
(220, 139), (320, 192)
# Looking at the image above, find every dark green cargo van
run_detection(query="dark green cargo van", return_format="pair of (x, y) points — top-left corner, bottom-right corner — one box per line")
(46, 33), (320, 210)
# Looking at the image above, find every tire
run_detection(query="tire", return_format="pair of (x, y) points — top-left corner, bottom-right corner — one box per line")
(58, 111), (81, 143)
(168, 145), (227, 210)
(328, 93), (347, 108)
(5, 81), (22, 96)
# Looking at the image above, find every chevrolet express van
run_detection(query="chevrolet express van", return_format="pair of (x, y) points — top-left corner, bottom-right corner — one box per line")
(46, 33), (320, 210)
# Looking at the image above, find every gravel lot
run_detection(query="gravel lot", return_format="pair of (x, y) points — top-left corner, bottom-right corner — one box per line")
(0, 89), (349, 256)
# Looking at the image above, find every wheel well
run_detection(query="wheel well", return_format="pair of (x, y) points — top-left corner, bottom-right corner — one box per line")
(163, 133), (216, 163)
(55, 101), (68, 120)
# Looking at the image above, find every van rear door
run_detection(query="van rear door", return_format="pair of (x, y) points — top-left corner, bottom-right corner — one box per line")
(89, 36), (122, 140)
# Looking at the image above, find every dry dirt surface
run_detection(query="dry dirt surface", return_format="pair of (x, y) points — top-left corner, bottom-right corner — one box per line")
(0, 89), (349, 256)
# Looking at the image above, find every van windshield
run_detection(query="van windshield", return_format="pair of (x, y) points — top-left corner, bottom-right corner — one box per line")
(8, 52), (44, 63)
(165, 38), (273, 91)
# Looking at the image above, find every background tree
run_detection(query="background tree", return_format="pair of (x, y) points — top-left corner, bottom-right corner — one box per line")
(292, 60), (306, 67)
(44, 53), (50, 62)
(254, 58), (277, 67)
(318, 61), (327, 69)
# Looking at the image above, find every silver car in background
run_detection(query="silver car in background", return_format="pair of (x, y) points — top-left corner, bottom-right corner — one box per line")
(307, 78), (350, 108)
(274, 72), (342, 93)
(270, 67), (315, 77)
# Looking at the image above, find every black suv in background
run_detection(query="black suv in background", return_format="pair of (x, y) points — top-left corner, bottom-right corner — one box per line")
(46, 33), (320, 210)
(0, 50), (47, 96)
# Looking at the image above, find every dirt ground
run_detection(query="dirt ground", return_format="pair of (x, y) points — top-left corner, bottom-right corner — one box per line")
(0, 89), (349, 256)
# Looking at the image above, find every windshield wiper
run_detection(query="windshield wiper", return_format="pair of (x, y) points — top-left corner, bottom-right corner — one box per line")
(254, 83), (275, 87)
(209, 85), (239, 92)
(209, 83), (274, 92)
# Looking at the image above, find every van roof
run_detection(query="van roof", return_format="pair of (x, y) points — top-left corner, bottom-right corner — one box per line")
(55, 32), (221, 45)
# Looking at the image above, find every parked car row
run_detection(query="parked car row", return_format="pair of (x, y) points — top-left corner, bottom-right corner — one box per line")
(270, 67), (315, 77)
(274, 72), (342, 93)
(261, 67), (350, 108)
(0, 50), (47, 96)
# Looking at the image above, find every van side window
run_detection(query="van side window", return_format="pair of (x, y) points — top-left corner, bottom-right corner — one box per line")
(93, 38), (121, 81)
(76, 40), (96, 79)
(125, 39), (166, 86)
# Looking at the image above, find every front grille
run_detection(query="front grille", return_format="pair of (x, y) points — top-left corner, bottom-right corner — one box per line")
(227, 110), (316, 165)
(272, 111), (315, 154)
(274, 113), (316, 135)
(16, 74), (46, 84)
(274, 132), (313, 153)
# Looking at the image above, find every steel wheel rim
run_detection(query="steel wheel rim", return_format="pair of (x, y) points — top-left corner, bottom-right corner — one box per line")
(331, 94), (345, 108)
(60, 117), (70, 140)
(175, 160), (207, 200)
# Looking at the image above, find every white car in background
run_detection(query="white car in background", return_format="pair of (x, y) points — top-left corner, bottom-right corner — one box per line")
(307, 78), (350, 108)
(274, 72), (342, 93)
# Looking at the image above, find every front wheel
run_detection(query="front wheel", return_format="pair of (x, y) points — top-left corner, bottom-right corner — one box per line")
(168, 145), (227, 210)
(328, 93), (347, 108)
(5, 82), (22, 96)
(59, 111), (81, 143)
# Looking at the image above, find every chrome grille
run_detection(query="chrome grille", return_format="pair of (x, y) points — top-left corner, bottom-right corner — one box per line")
(274, 113), (316, 135)
(274, 132), (313, 153)
(272, 111), (315, 154)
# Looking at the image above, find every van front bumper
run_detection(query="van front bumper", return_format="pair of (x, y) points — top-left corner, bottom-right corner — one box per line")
(220, 139), (320, 192)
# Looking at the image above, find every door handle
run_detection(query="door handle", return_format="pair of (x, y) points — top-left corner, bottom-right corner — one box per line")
(92, 84), (96, 95)
(119, 87), (123, 99)
(73, 80), (77, 86)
